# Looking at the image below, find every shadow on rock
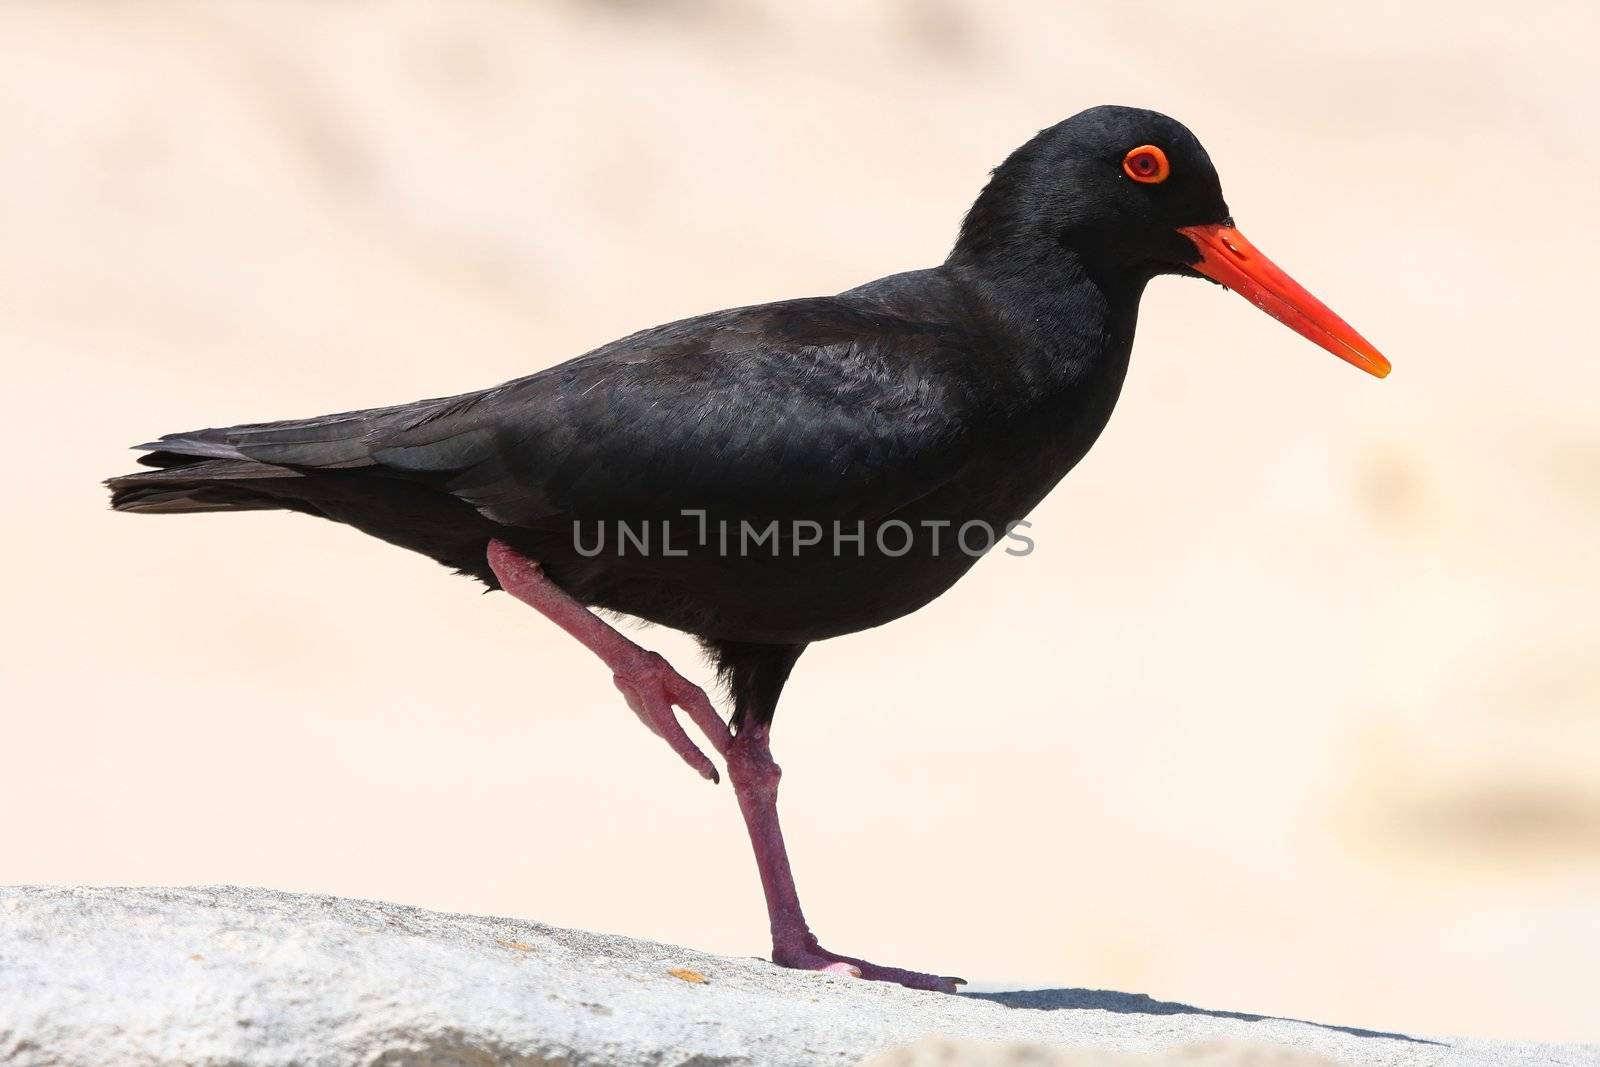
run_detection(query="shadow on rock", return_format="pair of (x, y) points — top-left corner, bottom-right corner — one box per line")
(966, 989), (1444, 1046)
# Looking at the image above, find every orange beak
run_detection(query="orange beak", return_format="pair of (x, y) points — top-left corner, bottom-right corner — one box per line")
(1177, 223), (1390, 378)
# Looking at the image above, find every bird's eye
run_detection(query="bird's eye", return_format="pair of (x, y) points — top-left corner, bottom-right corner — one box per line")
(1121, 145), (1170, 184)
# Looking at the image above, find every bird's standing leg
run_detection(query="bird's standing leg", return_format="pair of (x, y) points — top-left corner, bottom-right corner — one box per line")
(486, 539), (731, 782)
(721, 645), (961, 994)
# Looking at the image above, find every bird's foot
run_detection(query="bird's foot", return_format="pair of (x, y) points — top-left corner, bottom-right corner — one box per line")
(773, 941), (964, 993)
(483, 541), (730, 783)
(611, 649), (732, 784)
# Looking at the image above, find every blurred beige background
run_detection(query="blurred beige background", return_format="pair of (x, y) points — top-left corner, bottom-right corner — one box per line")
(2, 0), (1597, 1043)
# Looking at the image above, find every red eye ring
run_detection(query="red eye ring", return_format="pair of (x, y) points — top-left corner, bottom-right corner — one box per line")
(1122, 144), (1170, 184)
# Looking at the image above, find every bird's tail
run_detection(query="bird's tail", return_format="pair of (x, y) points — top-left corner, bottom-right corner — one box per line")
(106, 420), (509, 584)
(105, 404), (399, 515)
(106, 457), (316, 515)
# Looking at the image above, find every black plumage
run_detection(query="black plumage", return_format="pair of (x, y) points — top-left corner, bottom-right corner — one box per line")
(112, 108), (1211, 660)
(107, 106), (1386, 989)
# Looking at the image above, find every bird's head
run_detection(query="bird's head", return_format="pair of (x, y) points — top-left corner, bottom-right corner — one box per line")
(955, 105), (1389, 378)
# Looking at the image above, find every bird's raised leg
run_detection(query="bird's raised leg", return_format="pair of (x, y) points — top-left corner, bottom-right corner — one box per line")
(486, 539), (731, 782)
(719, 645), (961, 994)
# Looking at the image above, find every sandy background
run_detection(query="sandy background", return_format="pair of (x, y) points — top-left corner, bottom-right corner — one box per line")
(2, 0), (1597, 1042)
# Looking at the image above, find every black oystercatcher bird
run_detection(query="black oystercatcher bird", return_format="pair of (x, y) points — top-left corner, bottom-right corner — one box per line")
(108, 106), (1389, 992)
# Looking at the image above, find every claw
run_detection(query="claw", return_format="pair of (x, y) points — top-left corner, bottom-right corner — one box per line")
(483, 541), (730, 783)
(611, 654), (727, 783)
(772, 942), (958, 993)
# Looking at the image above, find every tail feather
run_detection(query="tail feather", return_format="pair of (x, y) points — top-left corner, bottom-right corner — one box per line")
(131, 432), (247, 463)
(107, 458), (307, 514)
(108, 395), (512, 584)
(133, 397), (467, 471)
(106, 447), (506, 583)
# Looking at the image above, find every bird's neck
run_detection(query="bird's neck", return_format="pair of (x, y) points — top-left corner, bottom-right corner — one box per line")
(938, 243), (1149, 505)
(944, 244), (1147, 396)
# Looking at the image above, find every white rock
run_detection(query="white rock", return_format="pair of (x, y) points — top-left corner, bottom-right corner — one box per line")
(859, 1035), (1348, 1066)
(0, 887), (1589, 1067)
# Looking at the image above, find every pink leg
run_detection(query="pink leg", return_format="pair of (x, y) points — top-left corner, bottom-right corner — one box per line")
(486, 539), (731, 782)
(726, 723), (962, 993)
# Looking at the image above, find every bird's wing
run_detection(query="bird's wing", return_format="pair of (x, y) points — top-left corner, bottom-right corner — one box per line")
(140, 298), (980, 529)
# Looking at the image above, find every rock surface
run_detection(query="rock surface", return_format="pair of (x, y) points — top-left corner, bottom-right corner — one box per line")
(860, 1037), (1347, 1066)
(0, 887), (1591, 1067)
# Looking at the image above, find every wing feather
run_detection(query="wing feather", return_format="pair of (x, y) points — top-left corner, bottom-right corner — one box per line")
(135, 297), (979, 530)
